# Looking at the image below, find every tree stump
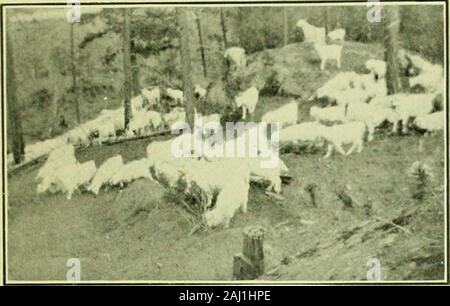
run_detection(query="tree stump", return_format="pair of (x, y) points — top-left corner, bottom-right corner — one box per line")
(233, 226), (265, 280)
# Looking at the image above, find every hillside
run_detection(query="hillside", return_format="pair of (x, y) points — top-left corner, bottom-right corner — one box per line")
(7, 39), (445, 281)
(238, 41), (384, 98)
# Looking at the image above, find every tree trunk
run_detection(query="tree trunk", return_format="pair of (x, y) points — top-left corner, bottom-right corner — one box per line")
(233, 227), (265, 280)
(178, 8), (195, 129)
(70, 22), (81, 124)
(195, 12), (207, 78)
(130, 39), (141, 96)
(384, 5), (403, 95)
(6, 25), (25, 164)
(220, 9), (228, 50)
(283, 7), (289, 46)
(324, 7), (329, 35)
(122, 8), (132, 129)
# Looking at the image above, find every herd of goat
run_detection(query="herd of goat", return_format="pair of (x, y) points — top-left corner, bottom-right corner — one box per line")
(12, 18), (446, 228)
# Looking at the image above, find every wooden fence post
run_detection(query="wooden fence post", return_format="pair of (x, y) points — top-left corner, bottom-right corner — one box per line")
(233, 226), (265, 280)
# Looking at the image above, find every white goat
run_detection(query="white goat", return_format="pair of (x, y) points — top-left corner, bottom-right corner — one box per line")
(314, 43), (343, 71)
(142, 87), (161, 106)
(194, 84), (207, 100)
(143, 110), (164, 131)
(261, 101), (298, 128)
(54, 160), (97, 200)
(88, 155), (124, 195)
(235, 86), (259, 120)
(345, 102), (399, 142)
(127, 112), (148, 136)
(65, 127), (90, 147)
(320, 121), (366, 158)
(224, 47), (247, 69)
(310, 105), (345, 123)
(314, 71), (358, 99)
(163, 107), (187, 129)
(110, 158), (153, 188)
(204, 176), (250, 228)
(97, 121), (116, 139)
(100, 108), (125, 131)
(131, 95), (144, 112)
(414, 111), (444, 133)
(147, 138), (179, 163)
(150, 159), (185, 188)
(247, 157), (289, 194)
(409, 64), (443, 94)
(391, 93), (436, 133)
(36, 144), (76, 181)
(328, 28), (346, 41)
(365, 59), (387, 80)
(279, 122), (325, 145)
(331, 89), (371, 106)
(166, 88), (184, 104)
(178, 158), (251, 208)
(296, 19), (326, 44)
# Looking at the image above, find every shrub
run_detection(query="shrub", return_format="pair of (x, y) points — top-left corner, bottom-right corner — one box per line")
(407, 161), (434, 201)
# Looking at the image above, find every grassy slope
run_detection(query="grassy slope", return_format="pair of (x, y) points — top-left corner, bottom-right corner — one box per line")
(239, 40), (384, 99)
(7, 42), (446, 281)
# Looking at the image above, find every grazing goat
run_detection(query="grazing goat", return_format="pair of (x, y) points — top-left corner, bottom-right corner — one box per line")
(54, 161), (97, 200)
(110, 158), (153, 188)
(36, 144), (76, 181)
(204, 176), (250, 228)
(314, 71), (358, 99)
(88, 155), (124, 195)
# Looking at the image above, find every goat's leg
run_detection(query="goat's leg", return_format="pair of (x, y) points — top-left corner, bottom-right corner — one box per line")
(367, 123), (375, 142)
(323, 144), (333, 158)
(346, 141), (360, 155)
(401, 118), (409, 134)
(242, 105), (247, 120)
(335, 143), (347, 156)
(356, 140), (364, 153)
(242, 200), (248, 213)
